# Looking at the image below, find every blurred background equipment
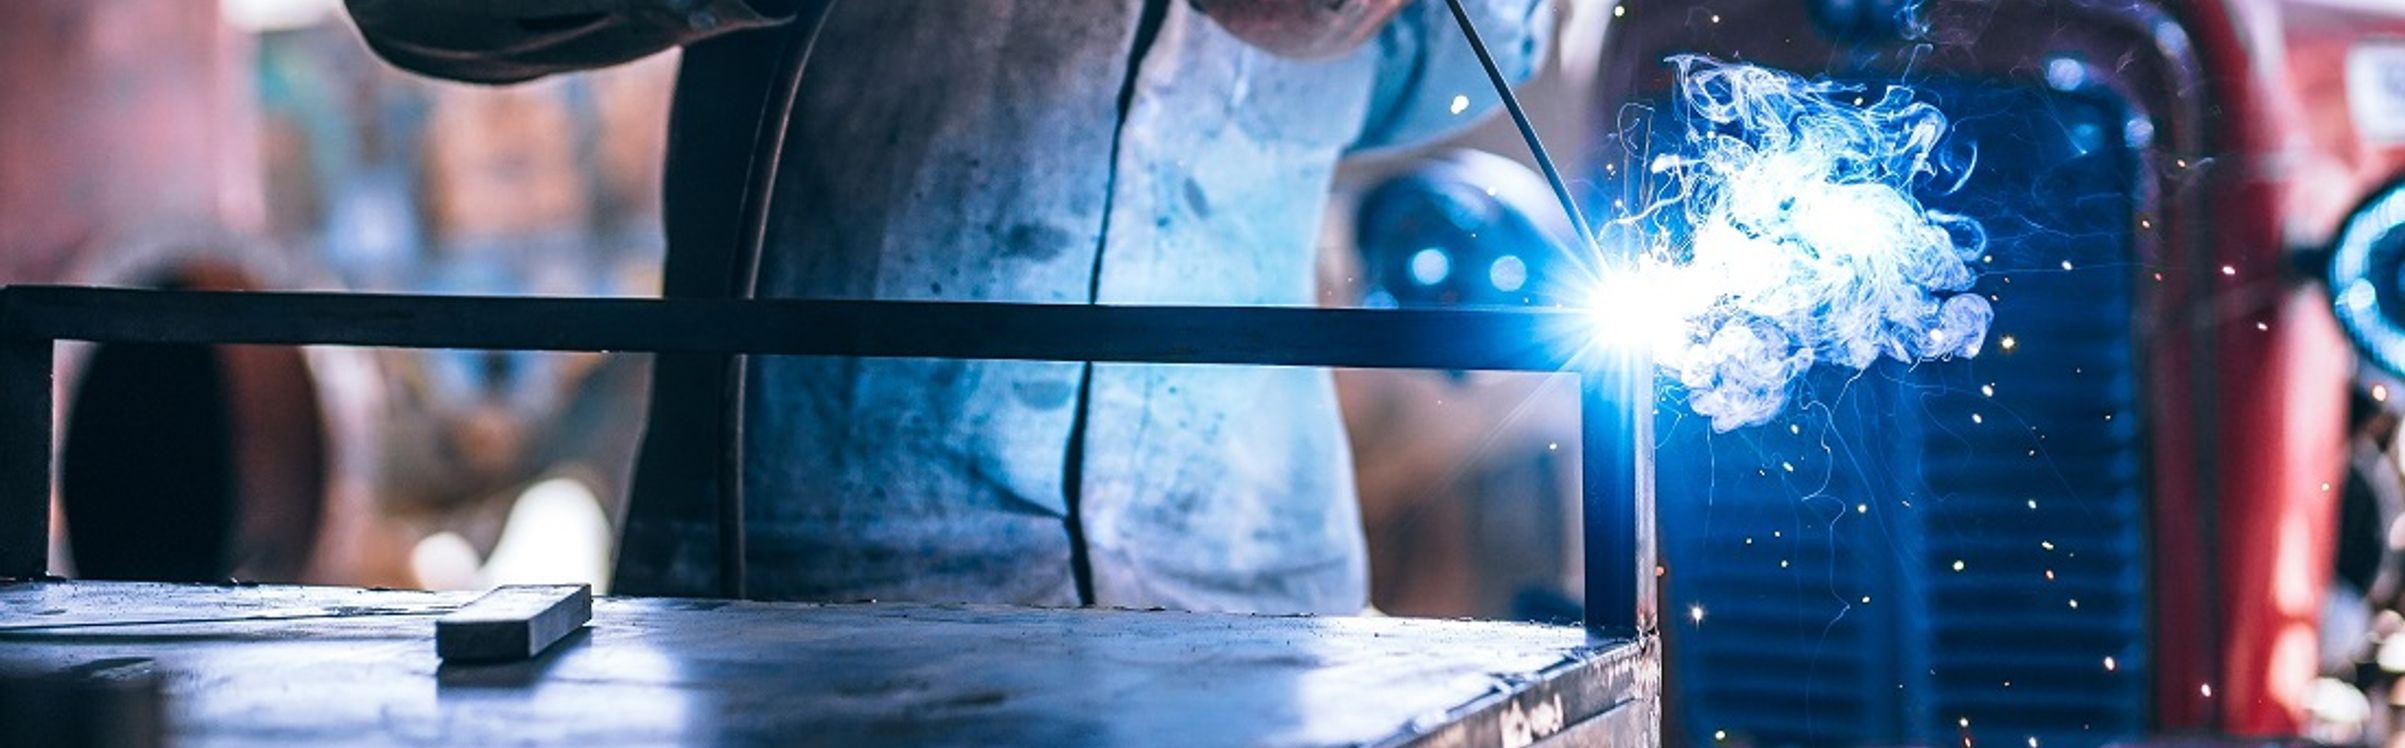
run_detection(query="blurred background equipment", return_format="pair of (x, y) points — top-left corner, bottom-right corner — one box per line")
(1340, 149), (1585, 621)
(3, 0), (662, 591)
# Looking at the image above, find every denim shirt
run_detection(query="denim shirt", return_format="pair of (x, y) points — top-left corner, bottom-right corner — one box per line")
(346, 0), (1549, 613)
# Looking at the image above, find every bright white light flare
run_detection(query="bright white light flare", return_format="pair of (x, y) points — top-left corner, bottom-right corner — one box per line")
(1602, 56), (1993, 431)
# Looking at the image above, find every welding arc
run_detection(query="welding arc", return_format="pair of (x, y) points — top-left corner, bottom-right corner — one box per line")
(1439, 0), (1601, 254)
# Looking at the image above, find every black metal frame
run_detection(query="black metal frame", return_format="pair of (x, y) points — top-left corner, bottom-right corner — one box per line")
(0, 284), (1655, 638)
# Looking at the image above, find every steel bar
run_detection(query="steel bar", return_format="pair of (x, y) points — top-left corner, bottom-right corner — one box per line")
(1582, 351), (1655, 639)
(435, 584), (593, 662)
(1439, 0), (1601, 253)
(0, 286), (1593, 372)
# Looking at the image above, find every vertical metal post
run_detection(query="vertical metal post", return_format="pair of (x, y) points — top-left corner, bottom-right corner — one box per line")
(1581, 354), (1655, 639)
(0, 336), (52, 578)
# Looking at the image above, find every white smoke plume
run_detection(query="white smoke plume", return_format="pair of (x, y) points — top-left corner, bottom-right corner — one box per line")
(1623, 55), (1992, 431)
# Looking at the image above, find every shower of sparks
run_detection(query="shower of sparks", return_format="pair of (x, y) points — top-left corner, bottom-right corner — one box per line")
(1583, 56), (1990, 431)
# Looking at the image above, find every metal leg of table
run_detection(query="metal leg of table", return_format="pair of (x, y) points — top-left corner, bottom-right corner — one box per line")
(0, 337), (52, 578)
(1581, 362), (1655, 639)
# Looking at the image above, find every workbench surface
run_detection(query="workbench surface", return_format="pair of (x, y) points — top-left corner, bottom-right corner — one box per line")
(0, 580), (1655, 747)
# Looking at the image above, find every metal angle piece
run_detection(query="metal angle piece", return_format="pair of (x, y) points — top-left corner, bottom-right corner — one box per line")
(435, 584), (592, 663)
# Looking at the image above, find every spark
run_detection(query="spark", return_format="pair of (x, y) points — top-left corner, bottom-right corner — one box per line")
(2000, 335), (2017, 351)
(2376, 384), (2390, 402)
(1449, 94), (1470, 115)
(1972, 413), (1984, 424)
(1856, 503), (1868, 514)
(1690, 604), (1707, 623)
(2041, 540), (2055, 551)
(2201, 683), (2213, 697)
(1981, 384), (1994, 397)
(2060, 260), (2074, 270)
(1714, 730), (1727, 741)
(1595, 57), (1990, 431)
(1613, 4), (1624, 17)
(2221, 265), (2237, 276)
(1952, 560), (1965, 572)
(2104, 656), (2117, 671)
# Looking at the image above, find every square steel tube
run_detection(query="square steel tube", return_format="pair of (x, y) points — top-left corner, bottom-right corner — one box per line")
(0, 285), (1655, 638)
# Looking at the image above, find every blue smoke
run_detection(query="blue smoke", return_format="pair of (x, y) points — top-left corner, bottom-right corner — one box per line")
(1614, 56), (1991, 432)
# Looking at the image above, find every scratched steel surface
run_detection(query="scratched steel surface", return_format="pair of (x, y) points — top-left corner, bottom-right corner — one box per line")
(0, 581), (1651, 747)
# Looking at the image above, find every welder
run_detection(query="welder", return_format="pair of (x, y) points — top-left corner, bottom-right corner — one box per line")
(341, 0), (1550, 613)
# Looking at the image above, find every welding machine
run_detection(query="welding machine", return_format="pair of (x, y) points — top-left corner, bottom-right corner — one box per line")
(1586, 0), (2405, 743)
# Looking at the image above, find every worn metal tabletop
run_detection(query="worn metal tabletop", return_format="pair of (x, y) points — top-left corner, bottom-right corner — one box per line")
(0, 581), (1655, 747)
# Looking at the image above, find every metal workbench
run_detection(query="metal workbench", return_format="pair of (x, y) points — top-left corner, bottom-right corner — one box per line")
(1, 580), (1654, 746)
(0, 285), (1658, 746)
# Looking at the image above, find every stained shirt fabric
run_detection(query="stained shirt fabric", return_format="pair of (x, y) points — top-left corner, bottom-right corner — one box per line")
(345, 0), (1549, 614)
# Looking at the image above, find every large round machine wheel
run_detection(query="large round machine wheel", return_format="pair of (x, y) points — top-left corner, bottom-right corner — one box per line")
(58, 265), (331, 583)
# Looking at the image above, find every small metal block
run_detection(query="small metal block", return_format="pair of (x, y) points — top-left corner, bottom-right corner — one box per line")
(436, 584), (592, 663)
